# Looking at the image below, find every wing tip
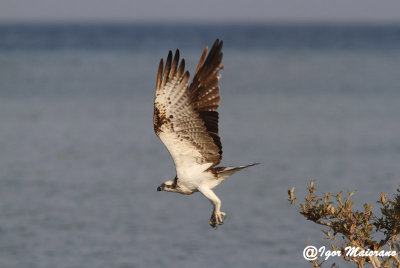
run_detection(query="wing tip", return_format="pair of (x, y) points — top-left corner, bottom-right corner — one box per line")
(156, 58), (164, 90)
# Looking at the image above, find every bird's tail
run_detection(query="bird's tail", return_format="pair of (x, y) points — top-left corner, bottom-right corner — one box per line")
(213, 163), (259, 179)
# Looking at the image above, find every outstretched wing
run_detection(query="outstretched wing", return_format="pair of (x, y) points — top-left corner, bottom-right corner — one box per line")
(189, 39), (224, 162)
(153, 39), (224, 173)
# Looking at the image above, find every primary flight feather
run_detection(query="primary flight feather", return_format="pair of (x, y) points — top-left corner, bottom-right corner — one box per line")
(154, 39), (258, 228)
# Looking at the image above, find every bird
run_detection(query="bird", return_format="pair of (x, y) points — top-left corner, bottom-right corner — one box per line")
(153, 39), (259, 228)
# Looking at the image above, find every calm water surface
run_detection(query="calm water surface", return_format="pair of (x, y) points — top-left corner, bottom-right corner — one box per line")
(1, 24), (400, 267)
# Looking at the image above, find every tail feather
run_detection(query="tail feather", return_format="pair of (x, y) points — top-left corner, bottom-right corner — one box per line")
(212, 163), (259, 178)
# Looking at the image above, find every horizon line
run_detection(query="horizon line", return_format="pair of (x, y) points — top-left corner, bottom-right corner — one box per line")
(1, 19), (400, 26)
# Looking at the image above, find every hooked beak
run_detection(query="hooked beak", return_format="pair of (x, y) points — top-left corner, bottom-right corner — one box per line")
(157, 186), (162, 192)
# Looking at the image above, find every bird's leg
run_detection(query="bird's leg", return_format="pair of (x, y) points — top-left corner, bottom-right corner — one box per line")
(198, 186), (226, 228)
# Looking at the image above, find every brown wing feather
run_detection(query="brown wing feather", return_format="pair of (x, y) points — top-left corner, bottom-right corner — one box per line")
(154, 44), (223, 169)
(189, 39), (224, 165)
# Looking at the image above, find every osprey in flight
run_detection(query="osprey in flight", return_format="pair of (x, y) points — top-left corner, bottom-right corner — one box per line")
(154, 39), (258, 228)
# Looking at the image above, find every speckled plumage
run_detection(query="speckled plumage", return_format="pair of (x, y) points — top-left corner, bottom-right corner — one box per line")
(154, 39), (258, 228)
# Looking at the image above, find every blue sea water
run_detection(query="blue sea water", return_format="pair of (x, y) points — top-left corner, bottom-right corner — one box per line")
(1, 23), (400, 268)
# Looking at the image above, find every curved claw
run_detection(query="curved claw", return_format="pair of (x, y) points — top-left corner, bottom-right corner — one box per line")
(209, 211), (226, 228)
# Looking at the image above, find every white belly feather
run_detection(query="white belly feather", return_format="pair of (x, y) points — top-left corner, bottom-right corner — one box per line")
(159, 131), (216, 190)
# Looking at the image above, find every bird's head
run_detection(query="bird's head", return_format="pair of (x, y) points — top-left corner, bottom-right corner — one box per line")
(157, 180), (176, 192)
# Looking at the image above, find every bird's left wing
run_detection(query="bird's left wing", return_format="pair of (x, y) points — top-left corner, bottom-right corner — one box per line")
(154, 50), (221, 173)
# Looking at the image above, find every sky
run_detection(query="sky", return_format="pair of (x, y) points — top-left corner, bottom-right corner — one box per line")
(1, 0), (400, 23)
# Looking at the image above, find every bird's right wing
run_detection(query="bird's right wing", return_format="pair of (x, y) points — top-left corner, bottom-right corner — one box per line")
(153, 49), (221, 173)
